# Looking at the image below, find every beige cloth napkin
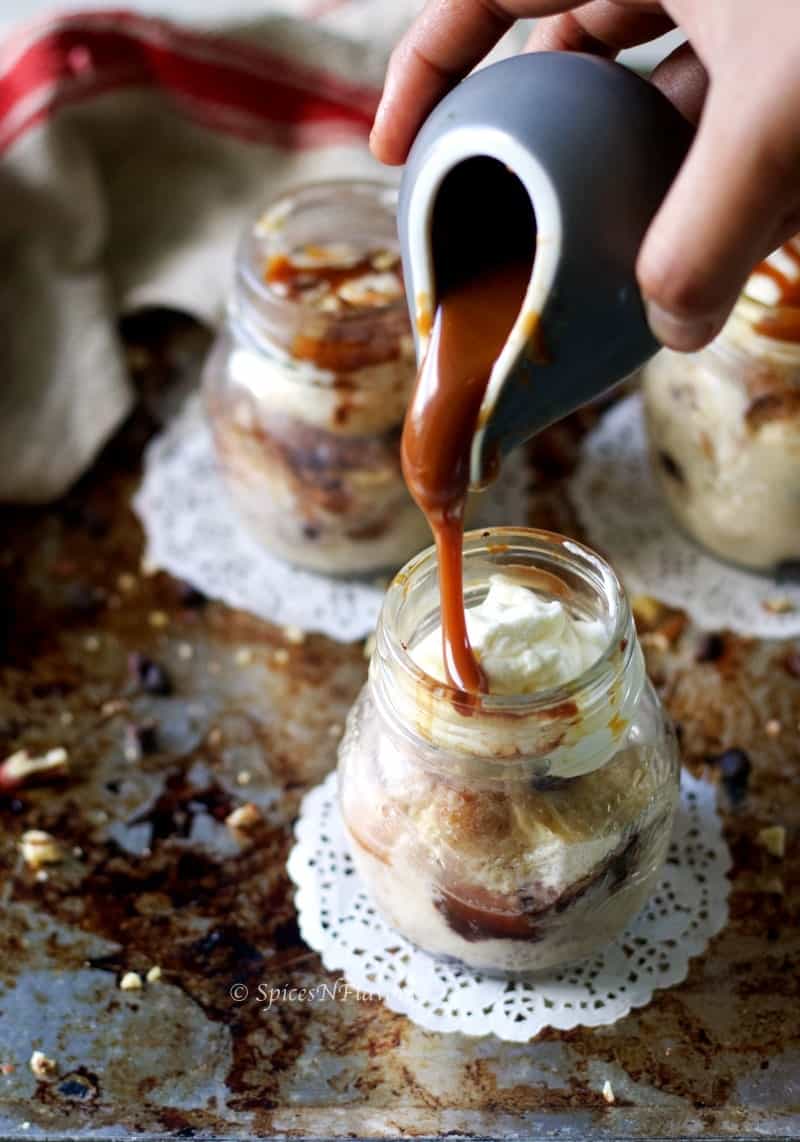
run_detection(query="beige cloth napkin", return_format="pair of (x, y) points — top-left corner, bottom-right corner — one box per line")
(0, 3), (528, 502)
(0, 7), (395, 501)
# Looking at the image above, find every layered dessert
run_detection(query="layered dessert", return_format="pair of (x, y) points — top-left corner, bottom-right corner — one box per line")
(339, 557), (678, 974)
(643, 238), (800, 571)
(204, 184), (432, 574)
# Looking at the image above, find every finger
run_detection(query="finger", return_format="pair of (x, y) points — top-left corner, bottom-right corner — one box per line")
(371, 0), (612, 164)
(638, 74), (800, 350)
(524, 3), (672, 56)
(649, 40), (707, 124)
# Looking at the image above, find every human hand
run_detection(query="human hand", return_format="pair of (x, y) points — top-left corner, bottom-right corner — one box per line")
(371, 1), (800, 351)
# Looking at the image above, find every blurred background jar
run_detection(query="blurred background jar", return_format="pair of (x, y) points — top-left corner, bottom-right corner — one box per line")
(203, 180), (431, 574)
(338, 529), (679, 975)
(642, 239), (800, 572)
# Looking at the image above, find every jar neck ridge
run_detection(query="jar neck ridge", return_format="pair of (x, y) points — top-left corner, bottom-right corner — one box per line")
(370, 528), (645, 781)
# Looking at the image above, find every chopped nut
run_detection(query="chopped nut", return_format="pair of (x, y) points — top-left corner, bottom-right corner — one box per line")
(337, 271), (403, 308)
(83, 635), (101, 653)
(290, 242), (361, 270)
(59, 711), (74, 727)
(758, 825), (786, 858)
(631, 595), (665, 631)
(319, 294), (342, 313)
(273, 648), (290, 666)
(148, 610), (169, 629)
(20, 830), (64, 869)
(29, 1051), (57, 1079)
(761, 876), (784, 896)
(0, 748), (69, 791)
(602, 1079), (615, 1104)
(236, 770), (252, 787)
(328, 723), (343, 738)
(207, 727), (223, 748)
(234, 647), (254, 666)
(658, 612), (687, 644)
(284, 625), (306, 645)
(225, 802), (261, 830)
(119, 971), (142, 991)
(177, 642), (194, 661)
(371, 249), (400, 272)
(117, 572), (137, 593)
(640, 631), (669, 653)
(765, 719), (782, 738)
(101, 699), (128, 718)
(146, 965), (162, 983)
(763, 596), (796, 615)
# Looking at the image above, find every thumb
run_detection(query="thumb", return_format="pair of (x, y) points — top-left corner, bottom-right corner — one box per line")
(637, 72), (800, 351)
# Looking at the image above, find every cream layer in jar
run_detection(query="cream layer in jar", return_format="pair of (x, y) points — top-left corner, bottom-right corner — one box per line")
(338, 536), (679, 975)
(643, 239), (800, 571)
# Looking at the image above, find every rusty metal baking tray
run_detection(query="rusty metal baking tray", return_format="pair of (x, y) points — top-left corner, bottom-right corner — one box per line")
(0, 312), (797, 1140)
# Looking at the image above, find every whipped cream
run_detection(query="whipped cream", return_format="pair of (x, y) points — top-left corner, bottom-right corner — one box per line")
(412, 573), (607, 694)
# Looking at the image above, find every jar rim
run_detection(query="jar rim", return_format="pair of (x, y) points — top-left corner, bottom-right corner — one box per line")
(379, 526), (633, 715)
(236, 177), (408, 328)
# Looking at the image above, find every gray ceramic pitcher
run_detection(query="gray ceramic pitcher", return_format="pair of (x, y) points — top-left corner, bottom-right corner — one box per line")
(398, 51), (694, 486)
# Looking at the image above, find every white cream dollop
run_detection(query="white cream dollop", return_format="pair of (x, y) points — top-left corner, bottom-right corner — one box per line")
(411, 573), (607, 694)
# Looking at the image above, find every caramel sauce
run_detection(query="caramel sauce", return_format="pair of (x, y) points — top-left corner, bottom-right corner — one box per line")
(401, 260), (531, 695)
(265, 250), (399, 304)
(264, 247), (407, 370)
(753, 242), (800, 342)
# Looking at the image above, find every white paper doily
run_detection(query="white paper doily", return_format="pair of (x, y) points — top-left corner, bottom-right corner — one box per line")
(570, 394), (800, 637)
(133, 396), (529, 641)
(287, 769), (730, 1040)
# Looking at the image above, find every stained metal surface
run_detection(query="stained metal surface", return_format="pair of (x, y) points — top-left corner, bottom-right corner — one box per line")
(0, 314), (797, 1140)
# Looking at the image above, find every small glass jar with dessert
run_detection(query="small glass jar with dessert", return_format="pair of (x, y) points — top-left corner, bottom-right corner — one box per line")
(642, 239), (800, 572)
(338, 528), (679, 975)
(203, 180), (431, 574)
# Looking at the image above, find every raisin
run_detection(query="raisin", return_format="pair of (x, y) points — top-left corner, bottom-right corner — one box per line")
(658, 451), (685, 483)
(128, 652), (173, 696)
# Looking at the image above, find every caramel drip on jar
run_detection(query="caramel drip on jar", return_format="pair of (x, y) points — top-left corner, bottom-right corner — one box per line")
(401, 260), (531, 697)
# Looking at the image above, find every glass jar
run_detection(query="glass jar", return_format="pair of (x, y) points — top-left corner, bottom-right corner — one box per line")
(642, 264), (800, 571)
(338, 528), (679, 975)
(203, 180), (431, 574)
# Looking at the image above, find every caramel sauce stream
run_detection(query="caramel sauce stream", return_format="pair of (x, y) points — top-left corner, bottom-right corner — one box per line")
(401, 260), (531, 695)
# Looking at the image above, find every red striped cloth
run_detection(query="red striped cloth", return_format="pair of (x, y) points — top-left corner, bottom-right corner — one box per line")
(0, 10), (380, 150)
(0, 9), (387, 501)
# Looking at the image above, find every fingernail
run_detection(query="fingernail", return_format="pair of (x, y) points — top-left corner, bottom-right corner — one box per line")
(645, 301), (724, 352)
